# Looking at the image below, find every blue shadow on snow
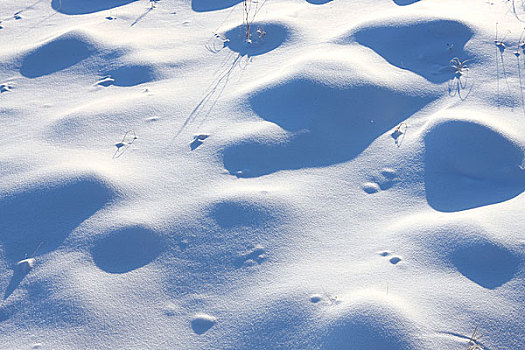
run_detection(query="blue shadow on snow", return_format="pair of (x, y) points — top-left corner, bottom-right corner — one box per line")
(393, 0), (420, 5)
(191, 0), (242, 12)
(223, 78), (436, 177)
(0, 177), (113, 298)
(99, 64), (157, 87)
(51, 0), (137, 15)
(91, 226), (163, 274)
(424, 120), (525, 212)
(451, 241), (521, 289)
(0, 177), (113, 263)
(306, 0), (333, 4)
(349, 19), (473, 83)
(224, 22), (288, 56)
(20, 34), (95, 78)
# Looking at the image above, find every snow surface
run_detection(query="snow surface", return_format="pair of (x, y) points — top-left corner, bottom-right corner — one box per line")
(0, 0), (524, 349)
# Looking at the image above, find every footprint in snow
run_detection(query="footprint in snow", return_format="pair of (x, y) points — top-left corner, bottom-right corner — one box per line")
(362, 168), (399, 194)
(235, 245), (266, 267)
(190, 134), (209, 150)
(0, 83), (13, 93)
(146, 116), (160, 122)
(378, 251), (403, 265)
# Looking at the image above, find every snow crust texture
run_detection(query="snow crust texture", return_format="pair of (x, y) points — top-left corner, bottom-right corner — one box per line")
(0, 0), (524, 349)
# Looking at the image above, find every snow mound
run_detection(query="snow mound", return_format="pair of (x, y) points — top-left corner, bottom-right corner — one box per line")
(18, 30), (160, 86)
(452, 240), (521, 289)
(0, 175), (114, 263)
(306, 0), (333, 5)
(319, 296), (421, 350)
(411, 222), (522, 289)
(223, 65), (437, 177)
(20, 31), (97, 78)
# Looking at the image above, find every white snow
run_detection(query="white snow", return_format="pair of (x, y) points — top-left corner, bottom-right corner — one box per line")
(0, 0), (524, 349)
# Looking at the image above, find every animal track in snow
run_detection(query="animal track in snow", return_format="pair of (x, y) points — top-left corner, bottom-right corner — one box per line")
(362, 182), (381, 194)
(363, 168), (399, 194)
(235, 245), (267, 267)
(310, 292), (339, 305)
(0, 83), (13, 93)
(378, 251), (403, 265)
(190, 134), (209, 150)
(310, 294), (323, 303)
(389, 256), (402, 265)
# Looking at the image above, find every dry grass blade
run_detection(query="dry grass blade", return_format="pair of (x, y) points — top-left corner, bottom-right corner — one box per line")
(465, 325), (484, 350)
(450, 57), (470, 77)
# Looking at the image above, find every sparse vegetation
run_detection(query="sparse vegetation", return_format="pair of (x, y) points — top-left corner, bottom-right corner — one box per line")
(243, 0), (253, 43)
(465, 326), (484, 350)
(242, 0), (266, 44)
(494, 22), (510, 51)
(113, 130), (138, 158)
(450, 57), (470, 77)
(449, 57), (471, 98)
